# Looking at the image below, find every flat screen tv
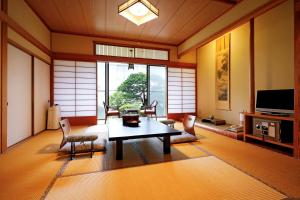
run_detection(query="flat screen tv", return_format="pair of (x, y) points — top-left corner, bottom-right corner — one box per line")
(256, 89), (294, 115)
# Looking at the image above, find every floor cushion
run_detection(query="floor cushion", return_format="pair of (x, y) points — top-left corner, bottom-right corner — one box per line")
(59, 137), (106, 153)
(170, 131), (197, 144)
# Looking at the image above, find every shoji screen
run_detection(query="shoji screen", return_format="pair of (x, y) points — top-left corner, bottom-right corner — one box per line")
(54, 60), (96, 117)
(7, 44), (32, 146)
(75, 62), (97, 117)
(168, 67), (196, 114)
(34, 58), (50, 134)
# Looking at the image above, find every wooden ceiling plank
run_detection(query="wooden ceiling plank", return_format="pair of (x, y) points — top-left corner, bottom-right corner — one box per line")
(25, 0), (241, 45)
(155, 0), (210, 43)
(138, 0), (186, 42)
(78, 0), (93, 34)
(26, 0), (65, 31)
(173, 1), (232, 45)
(104, 0), (127, 38)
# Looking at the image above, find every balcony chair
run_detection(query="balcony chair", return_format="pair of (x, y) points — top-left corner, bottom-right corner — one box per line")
(141, 100), (158, 120)
(59, 119), (99, 160)
(103, 101), (120, 123)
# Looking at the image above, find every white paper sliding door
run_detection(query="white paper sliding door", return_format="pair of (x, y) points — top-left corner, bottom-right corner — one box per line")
(54, 60), (76, 117)
(168, 68), (182, 113)
(7, 44), (32, 146)
(168, 67), (196, 114)
(75, 62), (97, 116)
(54, 60), (97, 117)
(34, 58), (50, 134)
(182, 68), (196, 113)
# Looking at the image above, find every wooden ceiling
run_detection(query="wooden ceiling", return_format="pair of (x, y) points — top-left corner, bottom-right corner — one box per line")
(25, 0), (237, 45)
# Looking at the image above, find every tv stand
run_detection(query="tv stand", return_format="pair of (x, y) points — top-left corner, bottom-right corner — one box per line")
(244, 113), (295, 156)
(260, 112), (291, 117)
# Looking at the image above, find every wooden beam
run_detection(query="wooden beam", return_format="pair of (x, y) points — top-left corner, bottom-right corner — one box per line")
(249, 18), (255, 113)
(212, 0), (241, 5)
(1, 0), (7, 153)
(7, 39), (50, 65)
(294, 0), (300, 158)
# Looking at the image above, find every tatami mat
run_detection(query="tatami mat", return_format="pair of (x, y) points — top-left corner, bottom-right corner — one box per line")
(46, 156), (286, 200)
(62, 138), (207, 177)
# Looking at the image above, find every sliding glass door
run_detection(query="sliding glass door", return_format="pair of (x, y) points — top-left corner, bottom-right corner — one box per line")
(149, 66), (167, 117)
(97, 62), (106, 119)
(97, 62), (167, 119)
(109, 63), (147, 112)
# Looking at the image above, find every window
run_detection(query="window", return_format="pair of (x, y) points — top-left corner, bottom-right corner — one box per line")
(95, 44), (169, 60)
(108, 62), (147, 112)
(168, 67), (196, 114)
(149, 66), (167, 116)
(97, 62), (106, 119)
(54, 60), (97, 117)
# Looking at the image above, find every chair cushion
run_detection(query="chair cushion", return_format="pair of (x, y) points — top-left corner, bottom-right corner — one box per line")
(65, 134), (98, 142)
(170, 131), (197, 144)
(108, 110), (119, 114)
(59, 137), (106, 153)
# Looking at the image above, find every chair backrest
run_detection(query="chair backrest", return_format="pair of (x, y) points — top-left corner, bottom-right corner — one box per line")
(183, 115), (196, 135)
(149, 100), (158, 111)
(59, 119), (71, 137)
(103, 101), (108, 113)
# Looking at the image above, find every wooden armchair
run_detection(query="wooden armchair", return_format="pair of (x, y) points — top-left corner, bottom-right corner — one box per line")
(103, 101), (120, 123)
(141, 100), (158, 120)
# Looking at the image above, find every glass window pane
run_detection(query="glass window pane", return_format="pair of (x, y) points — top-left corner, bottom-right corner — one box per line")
(149, 66), (166, 117)
(108, 62), (147, 113)
(97, 62), (106, 119)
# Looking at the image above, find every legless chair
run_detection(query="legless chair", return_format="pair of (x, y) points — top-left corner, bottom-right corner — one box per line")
(170, 115), (197, 144)
(59, 119), (98, 160)
(141, 100), (158, 120)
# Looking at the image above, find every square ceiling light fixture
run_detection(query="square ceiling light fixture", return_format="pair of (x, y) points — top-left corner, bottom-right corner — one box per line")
(118, 0), (159, 26)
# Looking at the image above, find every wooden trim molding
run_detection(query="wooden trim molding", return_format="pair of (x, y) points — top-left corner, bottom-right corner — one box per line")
(249, 18), (255, 113)
(294, 0), (300, 158)
(0, 10), (51, 56)
(52, 30), (176, 47)
(64, 116), (98, 126)
(52, 52), (196, 68)
(178, 0), (288, 57)
(1, 0), (7, 153)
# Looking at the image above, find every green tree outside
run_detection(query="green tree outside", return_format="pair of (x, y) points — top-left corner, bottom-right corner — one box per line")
(109, 72), (147, 112)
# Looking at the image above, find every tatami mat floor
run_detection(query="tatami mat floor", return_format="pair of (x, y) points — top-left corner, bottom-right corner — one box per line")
(0, 121), (299, 200)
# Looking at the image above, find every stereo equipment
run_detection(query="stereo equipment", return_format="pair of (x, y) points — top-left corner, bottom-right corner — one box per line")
(252, 118), (293, 143)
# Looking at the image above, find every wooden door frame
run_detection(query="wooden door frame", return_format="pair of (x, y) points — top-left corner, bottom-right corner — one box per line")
(1, 0), (7, 153)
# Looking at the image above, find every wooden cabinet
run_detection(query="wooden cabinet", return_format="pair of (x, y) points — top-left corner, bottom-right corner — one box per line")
(244, 113), (296, 156)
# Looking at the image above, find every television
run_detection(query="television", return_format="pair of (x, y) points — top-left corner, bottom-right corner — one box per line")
(256, 89), (294, 115)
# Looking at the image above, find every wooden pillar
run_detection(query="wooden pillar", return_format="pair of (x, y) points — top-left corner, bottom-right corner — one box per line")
(294, 0), (300, 158)
(1, 0), (7, 153)
(249, 18), (255, 113)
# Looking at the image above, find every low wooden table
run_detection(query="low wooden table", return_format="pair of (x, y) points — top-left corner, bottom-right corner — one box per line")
(107, 117), (181, 160)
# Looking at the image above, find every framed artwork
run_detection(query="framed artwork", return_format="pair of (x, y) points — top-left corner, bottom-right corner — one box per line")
(215, 33), (230, 110)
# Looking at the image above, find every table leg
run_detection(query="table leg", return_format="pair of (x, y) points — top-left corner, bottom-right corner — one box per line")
(116, 139), (123, 160)
(163, 135), (171, 154)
